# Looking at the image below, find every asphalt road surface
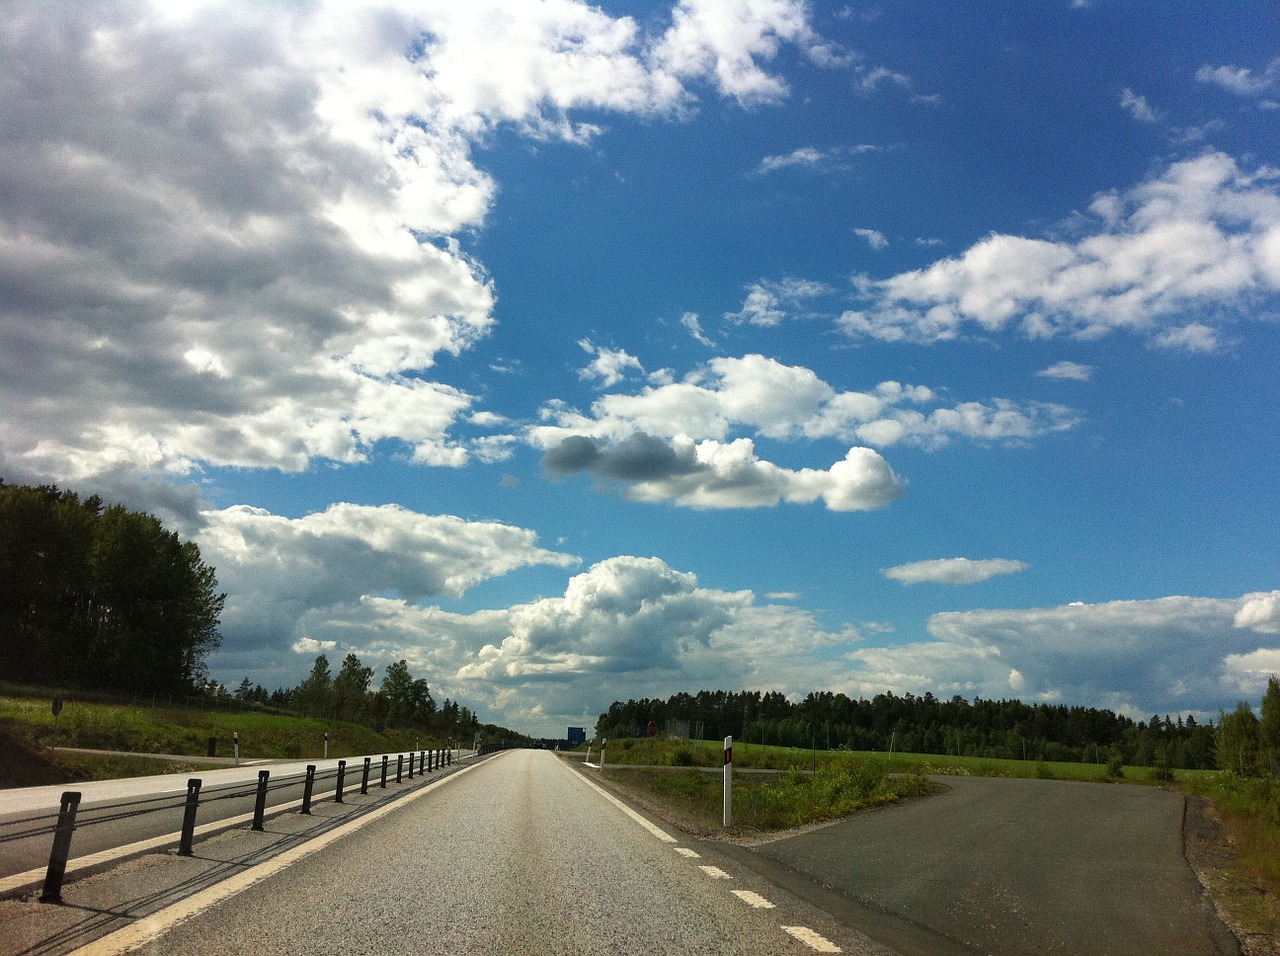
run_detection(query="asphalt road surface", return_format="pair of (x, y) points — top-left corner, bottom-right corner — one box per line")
(734, 774), (1240, 956)
(2, 750), (883, 956)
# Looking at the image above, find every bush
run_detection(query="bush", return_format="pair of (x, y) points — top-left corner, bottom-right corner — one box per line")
(669, 745), (695, 766)
(1106, 752), (1126, 779)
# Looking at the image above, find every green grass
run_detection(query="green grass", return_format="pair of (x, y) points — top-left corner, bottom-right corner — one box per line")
(0, 693), (446, 786)
(604, 755), (933, 832)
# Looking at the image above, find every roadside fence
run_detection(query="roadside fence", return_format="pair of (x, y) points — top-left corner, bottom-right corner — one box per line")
(2, 748), (456, 904)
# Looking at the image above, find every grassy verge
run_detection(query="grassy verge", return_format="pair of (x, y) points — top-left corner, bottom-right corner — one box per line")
(601, 755), (933, 833)
(0, 693), (445, 788)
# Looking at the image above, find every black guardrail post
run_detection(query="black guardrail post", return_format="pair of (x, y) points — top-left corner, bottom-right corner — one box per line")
(178, 778), (202, 856)
(39, 791), (82, 904)
(420, 749), (426, 772)
(407, 751), (415, 779)
(335, 760), (346, 804)
(301, 765), (316, 814)
(252, 770), (270, 831)
(361, 757), (371, 795)
(396, 754), (403, 784)
(447, 749), (452, 766)
(380, 755), (388, 788)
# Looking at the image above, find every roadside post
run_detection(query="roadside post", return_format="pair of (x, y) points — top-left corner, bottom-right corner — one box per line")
(233, 731), (240, 767)
(252, 770), (269, 830)
(335, 760), (346, 803)
(39, 791), (81, 904)
(300, 765), (316, 815)
(600, 738), (607, 770)
(723, 736), (733, 828)
(323, 732), (329, 760)
(178, 778), (202, 855)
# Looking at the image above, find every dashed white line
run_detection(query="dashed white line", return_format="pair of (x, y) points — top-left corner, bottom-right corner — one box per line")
(674, 847), (701, 858)
(698, 865), (732, 880)
(731, 889), (776, 909)
(783, 926), (842, 952)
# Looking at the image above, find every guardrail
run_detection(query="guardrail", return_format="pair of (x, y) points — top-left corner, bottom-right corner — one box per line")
(2, 748), (455, 904)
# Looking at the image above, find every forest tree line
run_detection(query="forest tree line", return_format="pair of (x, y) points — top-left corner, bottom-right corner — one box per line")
(0, 481), (224, 695)
(232, 652), (484, 740)
(597, 681), (1280, 775)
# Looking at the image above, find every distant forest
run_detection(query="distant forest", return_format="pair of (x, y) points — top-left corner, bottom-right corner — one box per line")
(598, 688), (1249, 772)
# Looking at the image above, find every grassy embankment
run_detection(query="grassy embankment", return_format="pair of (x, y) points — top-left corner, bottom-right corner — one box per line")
(0, 693), (445, 789)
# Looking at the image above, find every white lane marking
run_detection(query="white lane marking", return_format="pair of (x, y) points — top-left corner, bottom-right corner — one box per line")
(64, 759), (489, 956)
(783, 926), (842, 952)
(731, 889), (775, 909)
(566, 766), (677, 844)
(674, 847), (700, 858)
(698, 865), (731, 880)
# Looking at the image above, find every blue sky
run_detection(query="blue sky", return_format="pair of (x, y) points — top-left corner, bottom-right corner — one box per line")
(2, 1), (1277, 736)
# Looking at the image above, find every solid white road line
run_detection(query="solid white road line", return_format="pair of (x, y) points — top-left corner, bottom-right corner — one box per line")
(566, 766), (677, 844)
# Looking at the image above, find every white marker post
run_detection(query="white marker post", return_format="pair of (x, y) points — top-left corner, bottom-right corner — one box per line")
(723, 735), (733, 828)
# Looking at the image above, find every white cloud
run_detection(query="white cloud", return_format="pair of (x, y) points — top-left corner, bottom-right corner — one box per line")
(530, 353), (1077, 453)
(1, 0), (824, 487)
(757, 146), (829, 174)
(847, 594), (1280, 717)
(854, 227), (889, 249)
(578, 339), (645, 388)
(1036, 361), (1094, 382)
(1119, 88), (1158, 123)
(725, 277), (833, 326)
(882, 558), (1030, 585)
(838, 153), (1280, 349)
(198, 501), (578, 680)
(680, 311), (716, 347)
(1196, 60), (1279, 97)
(1234, 590), (1280, 634)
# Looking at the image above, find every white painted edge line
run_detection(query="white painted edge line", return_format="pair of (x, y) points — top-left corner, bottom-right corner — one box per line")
(731, 889), (775, 909)
(62, 759), (489, 956)
(566, 765), (677, 844)
(698, 865), (731, 880)
(782, 926), (842, 953)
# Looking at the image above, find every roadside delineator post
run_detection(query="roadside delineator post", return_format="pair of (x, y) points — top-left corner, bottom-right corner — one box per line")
(380, 755), (389, 789)
(335, 760), (347, 804)
(301, 765), (316, 815)
(252, 770), (269, 830)
(396, 754), (404, 784)
(601, 738), (607, 770)
(178, 778), (202, 855)
(723, 736), (733, 828)
(39, 791), (81, 904)
(361, 757), (371, 795)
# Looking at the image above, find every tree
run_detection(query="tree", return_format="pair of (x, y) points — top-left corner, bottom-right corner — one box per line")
(333, 653), (373, 722)
(1260, 676), (1280, 776)
(1217, 701), (1261, 776)
(295, 654), (333, 716)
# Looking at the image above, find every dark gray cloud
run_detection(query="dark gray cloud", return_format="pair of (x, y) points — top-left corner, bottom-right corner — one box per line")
(543, 432), (700, 482)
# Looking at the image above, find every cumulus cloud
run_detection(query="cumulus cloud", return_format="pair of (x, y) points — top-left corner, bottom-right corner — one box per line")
(530, 353), (1078, 455)
(578, 339), (645, 388)
(838, 153), (1280, 349)
(1234, 590), (1280, 634)
(847, 594), (1280, 716)
(0, 0), (823, 487)
(197, 501), (577, 680)
(295, 555), (862, 732)
(882, 558), (1030, 585)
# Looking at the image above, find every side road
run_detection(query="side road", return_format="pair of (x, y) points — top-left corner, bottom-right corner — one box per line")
(726, 775), (1240, 956)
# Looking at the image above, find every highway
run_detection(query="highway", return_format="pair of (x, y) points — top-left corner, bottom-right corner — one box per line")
(2, 750), (881, 956)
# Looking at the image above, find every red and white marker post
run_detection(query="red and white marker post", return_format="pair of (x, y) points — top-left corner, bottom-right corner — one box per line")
(723, 735), (733, 827)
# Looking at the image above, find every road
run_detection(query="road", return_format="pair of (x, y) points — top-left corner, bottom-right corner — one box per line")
(0, 752), (453, 894)
(730, 774), (1240, 956)
(1, 751), (881, 956)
